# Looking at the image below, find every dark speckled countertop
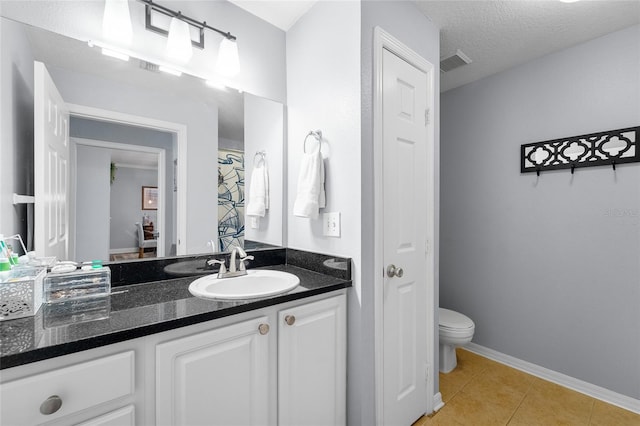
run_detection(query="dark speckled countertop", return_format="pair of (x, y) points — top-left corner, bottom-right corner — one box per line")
(0, 249), (351, 369)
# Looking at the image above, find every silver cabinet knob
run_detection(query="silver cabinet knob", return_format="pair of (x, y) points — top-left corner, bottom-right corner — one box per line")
(40, 395), (62, 415)
(258, 323), (270, 335)
(284, 315), (296, 326)
(386, 264), (404, 278)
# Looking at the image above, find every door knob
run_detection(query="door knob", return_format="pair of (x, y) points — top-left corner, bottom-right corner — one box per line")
(284, 315), (296, 326)
(258, 323), (270, 335)
(386, 264), (404, 278)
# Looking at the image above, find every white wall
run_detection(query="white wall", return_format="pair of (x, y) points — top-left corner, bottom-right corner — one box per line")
(75, 144), (111, 261)
(0, 0), (286, 103)
(0, 17), (34, 247)
(440, 25), (640, 400)
(286, 1), (363, 423)
(244, 93), (284, 247)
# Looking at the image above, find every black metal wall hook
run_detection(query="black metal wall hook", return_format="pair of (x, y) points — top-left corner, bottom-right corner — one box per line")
(521, 125), (640, 174)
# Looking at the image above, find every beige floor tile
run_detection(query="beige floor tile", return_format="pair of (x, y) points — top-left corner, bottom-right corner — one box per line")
(461, 363), (533, 412)
(589, 400), (640, 426)
(427, 391), (517, 425)
(508, 378), (594, 425)
(438, 348), (494, 402)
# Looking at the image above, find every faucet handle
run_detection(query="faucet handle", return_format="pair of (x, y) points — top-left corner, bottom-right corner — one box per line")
(207, 258), (227, 274)
(238, 255), (254, 271)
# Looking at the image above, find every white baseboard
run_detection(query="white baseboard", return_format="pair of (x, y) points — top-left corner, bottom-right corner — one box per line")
(432, 392), (444, 413)
(109, 247), (138, 254)
(465, 343), (640, 414)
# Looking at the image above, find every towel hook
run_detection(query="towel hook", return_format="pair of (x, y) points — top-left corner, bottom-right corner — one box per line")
(254, 150), (266, 167)
(304, 130), (322, 153)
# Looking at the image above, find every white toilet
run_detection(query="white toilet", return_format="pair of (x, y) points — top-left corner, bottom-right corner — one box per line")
(439, 307), (475, 373)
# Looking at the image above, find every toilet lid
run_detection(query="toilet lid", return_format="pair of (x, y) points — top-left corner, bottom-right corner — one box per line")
(439, 308), (474, 330)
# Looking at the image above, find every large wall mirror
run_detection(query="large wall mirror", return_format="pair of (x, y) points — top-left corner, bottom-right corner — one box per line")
(1, 16), (285, 263)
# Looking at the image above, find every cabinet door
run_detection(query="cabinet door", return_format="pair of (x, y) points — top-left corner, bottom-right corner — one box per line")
(156, 316), (271, 426)
(75, 405), (135, 426)
(278, 295), (346, 426)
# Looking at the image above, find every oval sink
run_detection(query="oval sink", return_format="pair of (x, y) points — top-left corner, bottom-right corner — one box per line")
(188, 270), (300, 300)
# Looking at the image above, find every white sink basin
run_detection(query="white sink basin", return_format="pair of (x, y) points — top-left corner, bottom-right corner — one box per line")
(188, 270), (300, 300)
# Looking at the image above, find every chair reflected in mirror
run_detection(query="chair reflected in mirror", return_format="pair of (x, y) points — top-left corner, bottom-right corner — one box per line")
(136, 222), (157, 258)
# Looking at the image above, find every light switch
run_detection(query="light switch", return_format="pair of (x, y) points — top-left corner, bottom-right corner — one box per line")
(323, 212), (341, 237)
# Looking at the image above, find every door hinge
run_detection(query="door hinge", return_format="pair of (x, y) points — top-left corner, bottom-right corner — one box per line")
(425, 108), (430, 126)
(425, 239), (430, 256)
(425, 363), (430, 382)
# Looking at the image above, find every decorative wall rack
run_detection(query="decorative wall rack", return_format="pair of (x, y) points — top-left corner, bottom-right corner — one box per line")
(521, 126), (639, 175)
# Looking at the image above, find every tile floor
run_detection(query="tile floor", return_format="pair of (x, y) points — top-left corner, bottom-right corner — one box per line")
(414, 348), (640, 426)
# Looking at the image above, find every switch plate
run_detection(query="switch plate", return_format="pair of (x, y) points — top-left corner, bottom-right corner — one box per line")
(323, 212), (341, 237)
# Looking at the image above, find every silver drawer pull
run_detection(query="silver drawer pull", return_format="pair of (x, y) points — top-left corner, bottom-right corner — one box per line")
(40, 395), (62, 415)
(284, 315), (296, 326)
(258, 323), (270, 335)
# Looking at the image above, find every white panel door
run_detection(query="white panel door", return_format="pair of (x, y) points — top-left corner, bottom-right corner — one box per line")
(156, 316), (271, 426)
(382, 48), (429, 425)
(34, 61), (69, 259)
(278, 295), (346, 426)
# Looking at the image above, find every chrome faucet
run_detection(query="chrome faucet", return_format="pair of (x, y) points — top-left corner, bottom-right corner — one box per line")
(209, 246), (254, 279)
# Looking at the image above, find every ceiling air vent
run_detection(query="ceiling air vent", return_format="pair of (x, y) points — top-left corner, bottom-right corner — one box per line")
(139, 60), (160, 73)
(440, 49), (472, 73)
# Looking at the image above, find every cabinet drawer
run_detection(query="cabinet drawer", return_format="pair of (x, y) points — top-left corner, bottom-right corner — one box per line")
(0, 351), (135, 425)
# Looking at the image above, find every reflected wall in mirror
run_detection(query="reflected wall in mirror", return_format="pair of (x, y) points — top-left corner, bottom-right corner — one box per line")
(0, 17), (284, 263)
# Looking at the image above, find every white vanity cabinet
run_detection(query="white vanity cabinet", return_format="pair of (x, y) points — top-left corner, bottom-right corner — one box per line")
(154, 292), (346, 426)
(0, 347), (139, 426)
(278, 294), (347, 426)
(155, 315), (273, 426)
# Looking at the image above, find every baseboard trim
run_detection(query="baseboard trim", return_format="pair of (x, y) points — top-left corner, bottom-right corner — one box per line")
(432, 392), (444, 412)
(465, 343), (640, 414)
(109, 247), (138, 254)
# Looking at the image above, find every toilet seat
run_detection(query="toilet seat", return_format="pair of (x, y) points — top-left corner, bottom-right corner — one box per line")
(439, 308), (474, 330)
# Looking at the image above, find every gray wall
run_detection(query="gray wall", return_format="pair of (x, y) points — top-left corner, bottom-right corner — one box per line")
(109, 167), (158, 251)
(360, 2), (440, 424)
(75, 145), (110, 261)
(70, 115), (174, 255)
(0, 18), (34, 248)
(440, 25), (640, 399)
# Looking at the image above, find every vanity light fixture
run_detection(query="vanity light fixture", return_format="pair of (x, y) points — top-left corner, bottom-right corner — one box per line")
(166, 14), (192, 62)
(140, 0), (240, 76)
(102, 0), (133, 45)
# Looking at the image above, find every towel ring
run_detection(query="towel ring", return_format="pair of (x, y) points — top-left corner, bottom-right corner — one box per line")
(254, 151), (266, 167)
(304, 130), (322, 153)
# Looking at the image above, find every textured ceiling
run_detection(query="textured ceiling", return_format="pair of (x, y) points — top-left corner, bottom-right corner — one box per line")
(415, 0), (640, 92)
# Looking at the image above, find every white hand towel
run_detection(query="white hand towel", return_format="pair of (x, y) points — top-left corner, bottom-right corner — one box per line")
(246, 162), (269, 217)
(293, 149), (325, 219)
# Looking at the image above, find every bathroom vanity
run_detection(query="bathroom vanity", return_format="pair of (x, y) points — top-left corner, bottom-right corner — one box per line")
(0, 249), (351, 426)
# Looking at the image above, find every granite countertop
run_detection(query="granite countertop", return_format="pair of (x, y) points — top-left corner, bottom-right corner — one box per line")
(0, 250), (351, 369)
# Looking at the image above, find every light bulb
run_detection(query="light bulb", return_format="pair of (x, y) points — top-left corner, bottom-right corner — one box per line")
(216, 38), (240, 77)
(102, 0), (133, 45)
(166, 16), (192, 62)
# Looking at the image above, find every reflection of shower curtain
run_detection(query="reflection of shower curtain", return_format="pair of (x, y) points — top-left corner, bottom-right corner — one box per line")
(218, 149), (244, 252)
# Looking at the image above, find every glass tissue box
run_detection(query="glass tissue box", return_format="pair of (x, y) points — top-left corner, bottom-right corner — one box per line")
(44, 267), (111, 303)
